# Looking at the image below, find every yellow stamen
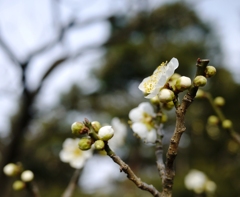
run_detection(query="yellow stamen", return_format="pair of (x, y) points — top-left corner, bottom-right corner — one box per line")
(143, 62), (166, 93)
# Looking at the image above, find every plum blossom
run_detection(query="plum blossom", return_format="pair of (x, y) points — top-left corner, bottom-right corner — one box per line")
(59, 138), (92, 169)
(129, 102), (157, 143)
(139, 57), (179, 98)
(184, 169), (217, 194)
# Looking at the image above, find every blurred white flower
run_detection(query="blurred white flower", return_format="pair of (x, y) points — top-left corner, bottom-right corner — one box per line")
(3, 163), (20, 177)
(129, 102), (157, 143)
(184, 169), (217, 194)
(108, 117), (127, 150)
(21, 170), (34, 182)
(59, 138), (92, 169)
(139, 57), (179, 98)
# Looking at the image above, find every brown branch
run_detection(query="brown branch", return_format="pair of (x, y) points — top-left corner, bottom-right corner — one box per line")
(26, 182), (41, 197)
(204, 92), (240, 145)
(61, 169), (81, 197)
(162, 58), (210, 197)
(155, 125), (166, 186)
(104, 143), (161, 197)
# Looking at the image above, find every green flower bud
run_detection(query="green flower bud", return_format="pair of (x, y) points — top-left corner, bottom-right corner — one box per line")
(195, 89), (205, 98)
(78, 138), (92, 150)
(208, 115), (219, 125)
(175, 76), (192, 92)
(214, 96), (225, 106)
(162, 101), (174, 110)
(222, 119), (232, 129)
(21, 170), (34, 182)
(158, 89), (174, 103)
(205, 66), (216, 78)
(94, 140), (105, 150)
(3, 163), (21, 177)
(193, 76), (207, 87)
(98, 126), (114, 141)
(12, 180), (25, 191)
(71, 122), (89, 135)
(150, 95), (160, 105)
(161, 114), (168, 123)
(169, 73), (181, 81)
(91, 121), (101, 133)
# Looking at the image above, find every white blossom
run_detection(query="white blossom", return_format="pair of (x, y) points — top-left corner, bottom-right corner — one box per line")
(139, 57), (179, 98)
(21, 170), (34, 182)
(184, 169), (217, 194)
(59, 138), (92, 169)
(129, 102), (157, 143)
(3, 163), (20, 177)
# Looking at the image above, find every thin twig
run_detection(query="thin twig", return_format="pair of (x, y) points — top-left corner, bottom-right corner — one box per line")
(62, 169), (81, 197)
(155, 125), (166, 186)
(162, 58), (210, 197)
(104, 143), (161, 197)
(26, 182), (41, 197)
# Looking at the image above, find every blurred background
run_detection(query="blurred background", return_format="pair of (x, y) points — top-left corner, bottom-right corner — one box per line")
(1, 0), (240, 196)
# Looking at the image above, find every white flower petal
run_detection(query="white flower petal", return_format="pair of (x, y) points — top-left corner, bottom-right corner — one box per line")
(132, 122), (148, 139)
(70, 158), (85, 169)
(59, 150), (73, 162)
(139, 102), (156, 117)
(138, 76), (151, 92)
(129, 108), (142, 122)
(145, 129), (157, 143)
(59, 138), (93, 169)
(165, 58), (179, 78)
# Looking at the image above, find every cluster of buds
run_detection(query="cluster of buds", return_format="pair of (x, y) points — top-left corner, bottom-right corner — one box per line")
(71, 119), (115, 151)
(152, 74), (192, 111)
(193, 65), (216, 88)
(207, 96), (233, 129)
(3, 163), (34, 191)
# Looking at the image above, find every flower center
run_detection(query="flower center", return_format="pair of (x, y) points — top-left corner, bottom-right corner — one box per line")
(142, 112), (155, 131)
(143, 62), (167, 93)
(73, 148), (82, 157)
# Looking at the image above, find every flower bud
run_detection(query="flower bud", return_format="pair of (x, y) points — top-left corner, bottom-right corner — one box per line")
(214, 96), (225, 106)
(78, 138), (92, 150)
(208, 115), (219, 125)
(21, 170), (34, 182)
(12, 180), (25, 191)
(195, 89), (205, 98)
(161, 114), (168, 123)
(169, 73), (181, 81)
(91, 121), (101, 133)
(94, 140), (105, 150)
(175, 76), (192, 92)
(158, 89), (174, 103)
(162, 101), (174, 110)
(3, 163), (21, 177)
(98, 126), (114, 141)
(150, 95), (160, 105)
(193, 76), (207, 87)
(205, 66), (216, 78)
(71, 122), (89, 135)
(222, 119), (232, 129)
